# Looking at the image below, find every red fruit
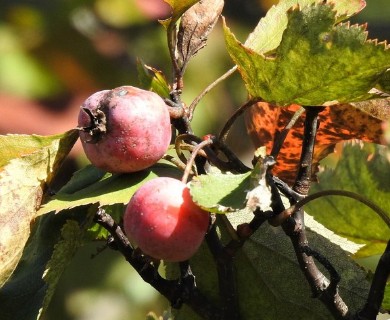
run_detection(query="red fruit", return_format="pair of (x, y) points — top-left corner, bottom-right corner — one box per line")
(123, 177), (209, 262)
(78, 86), (171, 173)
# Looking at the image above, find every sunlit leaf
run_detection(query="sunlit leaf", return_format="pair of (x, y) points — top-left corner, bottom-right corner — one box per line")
(0, 130), (78, 288)
(137, 60), (171, 98)
(225, 4), (390, 106)
(161, 0), (200, 27)
(245, 102), (386, 184)
(189, 171), (251, 213)
(177, 0), (224, 71)
(38, 163), (182, 215)
(244, 0), (365, 55)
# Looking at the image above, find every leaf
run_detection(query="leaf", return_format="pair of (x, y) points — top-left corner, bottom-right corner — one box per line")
(225, 4), (390, 106)
(328, 0), (366, 22)
(377, 69), (390, 94)
(0, 131), (76, 169)
(137, 60), (171, 98)
(350, 97), (390, 121)
(306, 143), (390, 310)
(245, 0), (366, 54)
(172, 212), (370, 319)
(0, 208), (87, 320)
(177, 0), (224, 71)
(189, 171), (251, 213)
(0, 130), (78, 288)
(245, 147), (274, 212)
(161, 0), (200, 27)
(306, 143), (390, 256)
(38, 163), (182, 215)
(245, 102), (386, 184)
(39, 218), (86, 319)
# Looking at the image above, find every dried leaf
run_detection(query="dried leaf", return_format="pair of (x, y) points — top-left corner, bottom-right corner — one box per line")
(177, 0), (224, 71)
(350, 97), (390, 121)
(245, 102), (385, 184)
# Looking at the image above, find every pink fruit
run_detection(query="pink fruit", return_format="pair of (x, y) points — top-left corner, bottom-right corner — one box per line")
(123, 177), (209, 262)
(78, 86), (171, 173)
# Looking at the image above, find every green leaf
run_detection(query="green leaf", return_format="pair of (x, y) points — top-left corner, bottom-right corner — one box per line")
(377, 68), (390, 95)
(137, 59), (171, 98)
(306, 143), (389, 255)
(39, 218), (86, 319)
(244, 0), (366, 55)
(0, 130), (78, 288)
(189, 171), (252, 213)
(172, 213), (370, 319)
(225, 3), (390, 106)
(38, 163), (182, 215)
(306, 143), (390, 310)
(0, 208), (87, 320)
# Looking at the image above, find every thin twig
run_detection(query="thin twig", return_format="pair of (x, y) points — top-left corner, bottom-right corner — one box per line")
(181, 138), (214, 183)
(188, 65), (238, 120)
(162, 154), (187, 171)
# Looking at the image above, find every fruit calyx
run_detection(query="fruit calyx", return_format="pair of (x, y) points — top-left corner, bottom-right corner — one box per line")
(80, 105), (107, 143)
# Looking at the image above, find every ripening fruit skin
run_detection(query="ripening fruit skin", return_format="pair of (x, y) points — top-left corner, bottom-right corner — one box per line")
(123, 177), (209, 262)
(78, 86), (171, 173)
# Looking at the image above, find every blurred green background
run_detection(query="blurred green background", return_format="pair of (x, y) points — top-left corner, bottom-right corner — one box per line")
(0, 1), (389, 319)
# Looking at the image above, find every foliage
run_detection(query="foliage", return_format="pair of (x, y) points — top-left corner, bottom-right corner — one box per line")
(0, 0), (389, 320)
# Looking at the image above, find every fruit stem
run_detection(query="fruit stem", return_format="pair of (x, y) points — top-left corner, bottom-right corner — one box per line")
(181, 138), (214, 183)
(218, 98), (262, 145)
(188, 65), (238, 120)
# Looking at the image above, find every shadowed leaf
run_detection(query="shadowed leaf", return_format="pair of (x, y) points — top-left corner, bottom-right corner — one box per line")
(172, 211), (370, 319)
